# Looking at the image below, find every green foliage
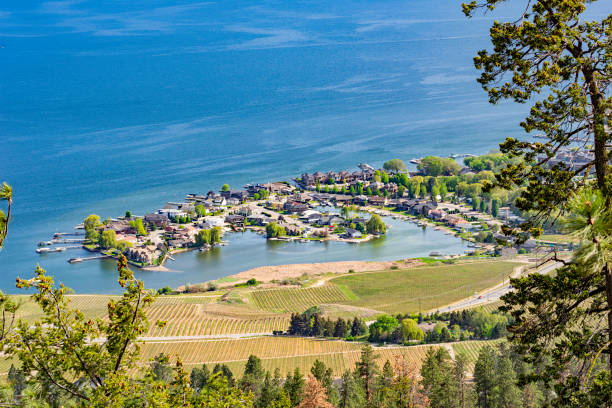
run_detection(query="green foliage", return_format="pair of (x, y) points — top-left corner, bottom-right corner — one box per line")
(5, 255), (156, 404)
(368, 315), (398, 342)
(383, 159), (407, 173)
(399, 318), (424, 342)
(129, 217), (147, 236)
(266, 222), (286, 238)
(195, 204), (207, 217)
(417, 156), (461, 177)
(125, 210), (131, 218)
(501, 187), (612, 405)
(366, 214), (386, 235)
(84, 214), (101, 242)
(99, 229), (117, 249)
(221, 184), (230, 192)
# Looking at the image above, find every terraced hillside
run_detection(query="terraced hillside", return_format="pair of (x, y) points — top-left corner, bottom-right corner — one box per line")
(139, 336), (436, 376)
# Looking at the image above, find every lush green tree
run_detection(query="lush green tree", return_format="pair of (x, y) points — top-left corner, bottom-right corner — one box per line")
(129, 217), (147, 236)
(115, 240), (133, 253)
(463, 1), (612, 399)
(474, 346), (496, 408)
(418, 156), (461, 177)
(190, 364), (210, 393)
(84, 213), (101, 241)
(369, 315), (399, 342)
(266, 222), (286, 238)
(381, 171), (390, 183)
(492, 352), (522, 408)
(366, 214), (387, 235)
(333, 318), (348, 338)
(4, 255), (157, 404)
(383, 159), (408, 173)
(472, 197), (481, 212)
(195, 204), (207, 217)
(211, 226), (222, 243)
(221, 184), (230, 192)
(212, 363), (235, 387)
(399, 318), (425, 343)
(125, 210), (131, 219)
(99, 229), (117, 249)
(196, 229), (212, 246)
(239, 355), (265, 399)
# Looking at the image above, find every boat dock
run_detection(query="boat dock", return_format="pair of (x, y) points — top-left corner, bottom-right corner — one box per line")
(68, 255), (108, 264)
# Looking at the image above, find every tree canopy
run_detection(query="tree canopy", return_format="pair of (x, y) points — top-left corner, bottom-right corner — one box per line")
(383, 159), (407, 173)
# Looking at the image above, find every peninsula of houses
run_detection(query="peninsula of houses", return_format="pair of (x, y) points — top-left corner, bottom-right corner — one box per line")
(42, 154), (566, 269)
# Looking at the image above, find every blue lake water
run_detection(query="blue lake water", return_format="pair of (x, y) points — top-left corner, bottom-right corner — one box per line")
(2, 1), (605, 293)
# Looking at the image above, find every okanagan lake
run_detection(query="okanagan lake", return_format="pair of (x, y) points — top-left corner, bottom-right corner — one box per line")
(8, 0), (608, 293)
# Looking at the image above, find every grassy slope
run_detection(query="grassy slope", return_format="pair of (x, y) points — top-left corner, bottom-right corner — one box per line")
(330, 261), (519, 314)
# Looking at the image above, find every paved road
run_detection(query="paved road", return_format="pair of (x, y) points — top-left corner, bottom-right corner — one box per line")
(439, 262), (561, 313)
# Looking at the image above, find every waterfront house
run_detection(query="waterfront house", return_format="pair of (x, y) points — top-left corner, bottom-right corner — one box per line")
(247, 215), (272, 226)
(331, 194), (353, 204)
(341, 228), (362, 239)
(125, 247), (154, 265)
(236, 207), (253, 217)
(221, 190), (249, 201)
(277, 222), (301, 236)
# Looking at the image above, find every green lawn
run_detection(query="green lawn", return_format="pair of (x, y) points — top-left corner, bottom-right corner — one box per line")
(330, 261), (519, 314)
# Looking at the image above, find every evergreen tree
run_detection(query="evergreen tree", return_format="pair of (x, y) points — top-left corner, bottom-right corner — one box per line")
(311, 359), (338, 405)
(239, 355), (265, 398)
(355, 344), (379, 403)
(474, 346), (496, 408)
(257, 372), (275, 408)
(338, 370), (366, 408)
(420, 347), (458, 408)
(334, 318), (348, 338)
(284, 368), (305, 406)
(311, 313), (323, 337)
(190, 364), (210, 393)
(491, 353), (521, 408)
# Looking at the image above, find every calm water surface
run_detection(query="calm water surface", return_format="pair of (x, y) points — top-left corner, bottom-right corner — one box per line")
(3, 1), (605, 293)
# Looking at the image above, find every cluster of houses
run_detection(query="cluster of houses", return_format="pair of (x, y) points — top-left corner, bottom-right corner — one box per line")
(297, 163), (402, 196)
(87, 162), (539, 267)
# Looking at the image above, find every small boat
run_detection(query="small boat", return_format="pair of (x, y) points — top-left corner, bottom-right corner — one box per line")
(429, 251), (442, 257)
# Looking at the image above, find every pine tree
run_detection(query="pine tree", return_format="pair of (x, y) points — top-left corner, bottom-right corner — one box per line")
(311, 359), (338, 405)
(284, 368), (305, 406)
(190, 364), (210, 393)
(239, 355), (265, 399)
(355, 344), (379, 403)
(338, 370), (366, 408)
(474, 346), (496, 408)
(491, 353), (521, 408)
(258, 372), (275, 408)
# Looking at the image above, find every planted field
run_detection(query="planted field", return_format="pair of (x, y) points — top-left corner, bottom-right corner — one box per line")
(139, 336), (435, 377)
(250, 285), (349, 313)
(144, 303), (290, 337)
(330, 261), (519, 314)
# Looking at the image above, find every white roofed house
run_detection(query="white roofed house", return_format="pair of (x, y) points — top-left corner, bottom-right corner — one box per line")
(212, 196), (227, 207)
